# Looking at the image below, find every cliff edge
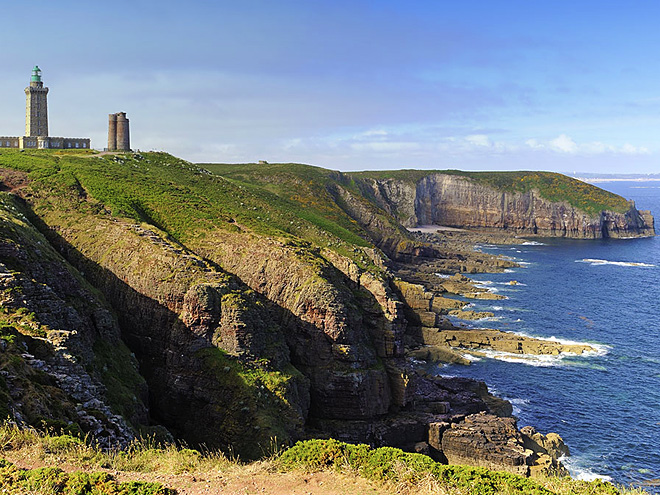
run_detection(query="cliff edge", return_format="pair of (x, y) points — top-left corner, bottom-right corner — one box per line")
(351, 170), (655, 238)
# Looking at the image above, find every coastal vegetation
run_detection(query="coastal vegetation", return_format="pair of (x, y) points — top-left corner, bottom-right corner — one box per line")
(0, 425), (649, 494)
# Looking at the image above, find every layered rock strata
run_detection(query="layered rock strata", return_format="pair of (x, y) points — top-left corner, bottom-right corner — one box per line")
(357, 173), (655, 238)
(0, 193), (147, 446)
(438, 413), (568, 477)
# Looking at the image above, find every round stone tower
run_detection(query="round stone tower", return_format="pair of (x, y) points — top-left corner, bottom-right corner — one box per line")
(107, 112), (130, 151)
(25, 66), (49, 138)
(116, 112), (130, 151)
(108, 114), (117, 151)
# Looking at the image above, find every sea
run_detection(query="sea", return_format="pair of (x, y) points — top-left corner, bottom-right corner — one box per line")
(430, 181), (660, 491)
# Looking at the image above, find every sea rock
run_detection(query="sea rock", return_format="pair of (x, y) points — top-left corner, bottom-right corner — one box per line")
(438, 328), (595, 355)
(406, 345), (471, 365)
(440, 413), (569, 478)
(394, 279), (433, 311)
(448, 309), (495, 320)
(521, 426), (570, 459)
(441, 413), (529, 476)
(431, 296), (466, 312)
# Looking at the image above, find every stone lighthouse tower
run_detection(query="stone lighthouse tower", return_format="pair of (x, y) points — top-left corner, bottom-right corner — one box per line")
(25, 66), (49, 138)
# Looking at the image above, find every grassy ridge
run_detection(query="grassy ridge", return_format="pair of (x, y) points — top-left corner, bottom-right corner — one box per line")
(0, 150), (376, 267)
(280, 439), (645, 495)
(0, 460), (173, 494)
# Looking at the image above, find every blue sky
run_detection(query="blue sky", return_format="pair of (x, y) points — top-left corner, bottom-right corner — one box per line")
(2, 0), (660, 173)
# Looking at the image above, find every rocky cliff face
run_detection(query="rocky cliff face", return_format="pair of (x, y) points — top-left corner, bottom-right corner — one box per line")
(1, 153), (639, 476)
(0, 193), (147, 445)
(358, 173), (655, 238)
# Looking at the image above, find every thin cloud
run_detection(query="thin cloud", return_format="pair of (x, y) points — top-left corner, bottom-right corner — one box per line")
(527, 134), (649, 156)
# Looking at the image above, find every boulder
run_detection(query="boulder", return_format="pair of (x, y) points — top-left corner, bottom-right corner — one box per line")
(441, 413), (529, 476)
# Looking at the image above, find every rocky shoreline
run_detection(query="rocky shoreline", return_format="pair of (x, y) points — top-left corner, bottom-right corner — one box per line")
(390, 227), (598, 476)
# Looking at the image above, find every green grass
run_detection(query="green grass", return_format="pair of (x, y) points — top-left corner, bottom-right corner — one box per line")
(0, 461), (174, 494)
(0, 150), (381, 269)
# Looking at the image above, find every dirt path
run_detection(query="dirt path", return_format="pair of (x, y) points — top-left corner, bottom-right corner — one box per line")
(2, 453), (395, 495)
(112, 469), (391, 495)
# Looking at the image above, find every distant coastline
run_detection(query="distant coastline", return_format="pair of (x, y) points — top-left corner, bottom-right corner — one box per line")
(571, 173), (660, 183)
(579, 177), (660, 183)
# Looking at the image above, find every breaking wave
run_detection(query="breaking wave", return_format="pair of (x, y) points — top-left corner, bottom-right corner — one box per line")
(476, 349), (569, 367)
(576, 258), (655, 267)
(562, 457), (613, 482)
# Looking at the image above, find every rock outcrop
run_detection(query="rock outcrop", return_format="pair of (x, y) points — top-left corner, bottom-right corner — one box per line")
(432, 328), (595, 356)
(437, 413), (569, 477)
(0, 193), (147, 446)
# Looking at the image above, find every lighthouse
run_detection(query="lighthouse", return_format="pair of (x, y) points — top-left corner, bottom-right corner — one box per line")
(25, 65), (49, 139)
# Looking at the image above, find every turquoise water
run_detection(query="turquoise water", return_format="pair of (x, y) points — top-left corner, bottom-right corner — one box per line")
(432, 182), (660, 490)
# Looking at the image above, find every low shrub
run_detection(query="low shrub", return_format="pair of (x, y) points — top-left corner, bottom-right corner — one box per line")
(278, 439), (630, 495)
(0, 459), (175, 494)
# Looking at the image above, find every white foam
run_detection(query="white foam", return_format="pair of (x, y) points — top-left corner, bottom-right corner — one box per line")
(562, 457), (613, 482)
(509, 398), (530, 416)
(474, 280), (527, 288)
(435, 273), (453, 279)
(520, 241), (546, 246)
(463, 353), (482, 362)
(477, 349), (567, 367)
(576, 258), (655, 268)
(475, 244), (499, 250)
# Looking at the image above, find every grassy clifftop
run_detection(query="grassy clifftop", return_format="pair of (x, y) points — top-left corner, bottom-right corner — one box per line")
(0, 151), (634, 251)
(350, 169), (630, 216)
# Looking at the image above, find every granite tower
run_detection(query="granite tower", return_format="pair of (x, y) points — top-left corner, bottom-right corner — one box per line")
(25, 66), (49, 137)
